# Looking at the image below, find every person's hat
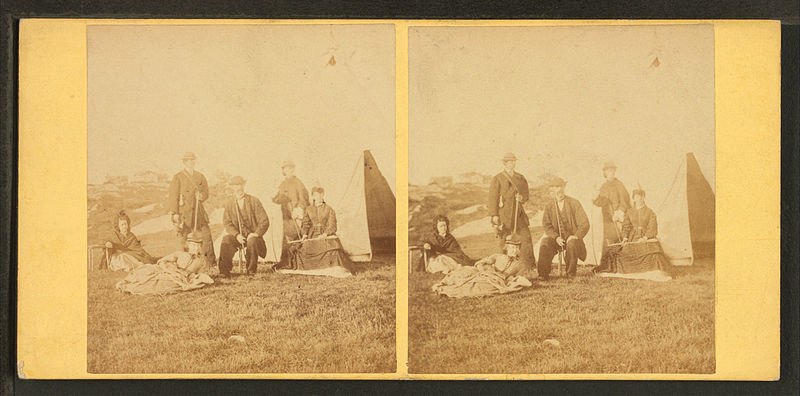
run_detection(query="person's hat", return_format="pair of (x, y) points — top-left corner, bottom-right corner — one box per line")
(228, 176), (246, 185)
(549, 176), (566, 188)
(182, 152), (196, 161)
(501, 152), (518, 162)
(186, 232), (203, 243)
(311, 186), (325, 194)
(504, 234), (522, 246)
(602, 160), (617, 170)
(281, 159), (295, 168)
(632, 189), (646, 198)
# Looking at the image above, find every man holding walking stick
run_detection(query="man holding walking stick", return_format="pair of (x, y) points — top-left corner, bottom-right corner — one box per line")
(538, 177), (590, 280)
(167, 152), (216, 269)
(488, 152), (536, 272)
(592, 160), (630, 263)
(219, 176), (270, 277)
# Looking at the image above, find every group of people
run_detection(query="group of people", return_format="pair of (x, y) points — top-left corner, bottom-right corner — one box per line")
(424, 152), (672, 297)
(107, 152), (352, 296)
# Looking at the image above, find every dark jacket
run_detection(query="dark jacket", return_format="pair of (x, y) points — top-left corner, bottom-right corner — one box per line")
(106, 229), (155, 264)
(542, 196), (590, 240)
(302, 203), (337, 238)
(592, 178), (631, 219)
(272, 176), (310, 220)
(167, 169), (210, 229)
(623, 205), (658, 240)
(488, 171), (530, 230)
(420, 232), (473, 266)
(542, 196), (590, 261)
(223, 194), (270, 258)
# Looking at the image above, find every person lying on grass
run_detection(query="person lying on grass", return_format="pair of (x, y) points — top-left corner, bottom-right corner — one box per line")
(421, 215), (474, 274)
(432, 234), (532, 298)
(104, 210), (156, 272)
(115, 232), (214, 295)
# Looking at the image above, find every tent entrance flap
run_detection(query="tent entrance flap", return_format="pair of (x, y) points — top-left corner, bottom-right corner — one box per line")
(363, 150), (396, 254)
(657, 152), (715, 266)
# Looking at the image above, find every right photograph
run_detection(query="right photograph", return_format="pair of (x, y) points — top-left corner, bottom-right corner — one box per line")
(408, 25), (716, 374)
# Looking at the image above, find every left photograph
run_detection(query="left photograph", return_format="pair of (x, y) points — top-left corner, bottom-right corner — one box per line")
(86, 24), (396, 373)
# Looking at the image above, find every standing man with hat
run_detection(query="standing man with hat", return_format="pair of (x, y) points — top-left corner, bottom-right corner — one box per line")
(166, 152), (215, 269)
(538, 176), (590, 280)
(487, 152), (536, 272)
(272, 159), (310, 220)
(272, 159), (310, 264)
(592, 160), (631, 260)
(219, 176), (270, 277)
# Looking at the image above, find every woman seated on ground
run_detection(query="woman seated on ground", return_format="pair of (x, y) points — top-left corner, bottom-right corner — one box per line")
(274, 187), (352, 278)
(104, 210), (155, 272)
(421, 215), (474, 274)
(432, 234), (532, 298)
(594, 188), (672, 281)
(116, 232), (214, 295)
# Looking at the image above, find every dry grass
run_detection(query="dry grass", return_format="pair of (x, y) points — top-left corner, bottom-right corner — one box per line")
(408, 232), (715, 374)
(87, 256), (396, 374)
(88, 181), (396, 374)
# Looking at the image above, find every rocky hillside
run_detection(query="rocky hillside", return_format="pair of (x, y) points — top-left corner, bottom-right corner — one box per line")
(88, 180), (230, 245)
(408, 173), (556, 244)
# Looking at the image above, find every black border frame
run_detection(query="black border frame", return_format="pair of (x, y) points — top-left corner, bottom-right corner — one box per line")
(2, 1), (798, 394)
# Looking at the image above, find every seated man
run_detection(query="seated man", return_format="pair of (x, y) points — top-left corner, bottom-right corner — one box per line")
(538, 177), (590, 280)
(432, 234), (532, 298)
(218, 176), (270, 277)
(421, 215), (474, 274)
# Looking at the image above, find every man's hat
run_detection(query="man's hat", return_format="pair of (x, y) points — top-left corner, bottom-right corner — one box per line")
(501, 152), (518, 162)
(504, 234), (522, 246)
(281, 159), (295, 168)
(182, 152), (196, 161)
(228, 176), (246, 185)
(602, 160), (617, 170)
(186, 232), (203, 243)
(549, 176), (566, 188)
(311, 186), (325, 194)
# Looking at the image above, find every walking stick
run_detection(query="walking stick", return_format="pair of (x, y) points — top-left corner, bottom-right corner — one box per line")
(512, 197), (519, 234)
(193, 194), (199, 233)
(235, 200), (245, 274)
(554, 197), (566, 277)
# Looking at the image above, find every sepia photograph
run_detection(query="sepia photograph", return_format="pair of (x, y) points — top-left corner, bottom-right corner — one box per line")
(85, 24), (397, 373)
(408, 25), (716, 374)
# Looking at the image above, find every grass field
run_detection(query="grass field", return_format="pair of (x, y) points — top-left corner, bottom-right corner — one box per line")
(408, 231), (715, 374)
(88, 181), (396, 374)
(87, 255), (396, 374)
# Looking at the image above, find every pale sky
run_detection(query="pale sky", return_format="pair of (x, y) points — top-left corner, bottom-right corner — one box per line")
(88, 24), (395, 198)
(409, 25), (715, 206)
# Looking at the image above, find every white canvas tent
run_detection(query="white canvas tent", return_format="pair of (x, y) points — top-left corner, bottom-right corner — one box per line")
(655, 153), (715, 265)
(213, 150), (396, 263)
